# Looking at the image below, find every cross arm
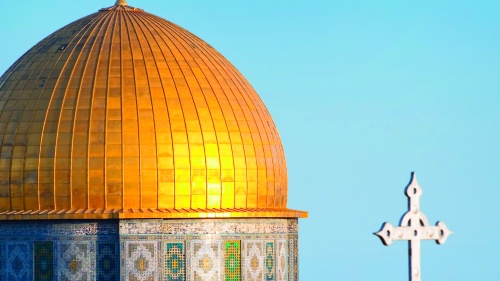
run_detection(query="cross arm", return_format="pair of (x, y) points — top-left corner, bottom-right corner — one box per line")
(374, 221), (452, 246)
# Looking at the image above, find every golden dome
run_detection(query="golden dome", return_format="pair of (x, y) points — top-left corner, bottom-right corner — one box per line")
(0, 2), (306, 219)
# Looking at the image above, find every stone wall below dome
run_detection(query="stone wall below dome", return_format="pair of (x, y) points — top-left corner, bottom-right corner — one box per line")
(0, 218), (299, 280)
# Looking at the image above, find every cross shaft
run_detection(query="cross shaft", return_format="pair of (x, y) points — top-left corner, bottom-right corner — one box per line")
(375, 173), (452, 281)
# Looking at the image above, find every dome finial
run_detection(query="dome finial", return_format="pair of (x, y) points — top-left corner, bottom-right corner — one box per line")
(101, 0), (141, 11)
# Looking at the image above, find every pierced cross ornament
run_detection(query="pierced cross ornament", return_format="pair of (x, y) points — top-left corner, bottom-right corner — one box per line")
(374, 173), (452, 281)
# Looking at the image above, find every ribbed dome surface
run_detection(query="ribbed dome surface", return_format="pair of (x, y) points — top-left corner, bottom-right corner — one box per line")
(0, 2), (306, 219)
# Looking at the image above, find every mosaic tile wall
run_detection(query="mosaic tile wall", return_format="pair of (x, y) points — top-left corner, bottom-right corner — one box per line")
(5, 242), (32, 280)
(265, 242), (276, 281)
(97, 242), (119, 281)
(0, 243), (2, 280)
(165, 242), (185, 281)
(34, 242), (54, 281)
(276, 240), (288, 281)
(242, 240), (264, 281)
(57, 241), (95, 280)
(0, 219), (299, 281)
(224, 241), (241, 281)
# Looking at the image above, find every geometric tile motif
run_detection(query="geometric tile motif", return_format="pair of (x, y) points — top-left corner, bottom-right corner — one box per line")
(0, 218), (299, 281)
(5, 242), (33, 281)
(165, 242), (185, 281)
(265, 242), (275, 281)
(35, 242), (54, 281)
(276, 240), (287, 281)
(189, 240), (222, 281)
(242, 241), (264, 281)
(288, 238), (298, 281)
(97, 242), (119, 281)
(57, 241), (93, 281)
(224, 241), (241, 281)
(125, 241), (158, 281)
(0, 243), (2, 281)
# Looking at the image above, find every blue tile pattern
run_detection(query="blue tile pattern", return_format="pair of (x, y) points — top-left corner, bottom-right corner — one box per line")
(97, 242), (119, 281)
(0, 219), (299, 281)
(34, 242), (53, 281)
(0, 242), (3, 281)
(6, 242), (32, 281)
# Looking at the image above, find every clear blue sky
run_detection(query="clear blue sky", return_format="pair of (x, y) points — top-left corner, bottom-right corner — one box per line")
(1, 1), (499, 280)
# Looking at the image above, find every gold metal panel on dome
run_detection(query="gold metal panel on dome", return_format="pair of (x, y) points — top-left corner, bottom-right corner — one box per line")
(0, 1), (307, 219)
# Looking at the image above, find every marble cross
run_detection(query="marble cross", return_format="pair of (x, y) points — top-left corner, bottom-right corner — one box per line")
(374, 173), (452, 281)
